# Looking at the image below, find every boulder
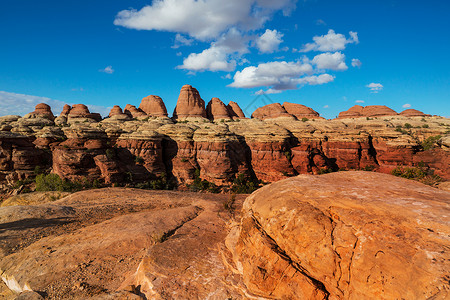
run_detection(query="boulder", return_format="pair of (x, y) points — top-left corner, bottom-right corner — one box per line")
(108, 105), (124, 118)
(282, 102), (321, 119)
(230, 171), (450, 299)
(227, 101), (246, 119)
(138, 95), (168, 117)
(251, 103), (295, 120)
(206, 98), (231, 121)
(172, 85), (207, 120)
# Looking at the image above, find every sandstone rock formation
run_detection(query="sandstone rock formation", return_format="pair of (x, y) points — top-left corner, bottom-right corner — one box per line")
(206, 97), (231, 120)
(251, 103), (295, 120)
(138, 95), (168, 117)
(124, 104), (147, 119)
(338, 105), (398, 119)
(0, 85), (449, 192)
(283, 102), (322, 119)
(172, 85), (207, 120)
(400, 108), (429, 117)
(0, 189), (247, 299)
(1, 173), (449, 299)
(228, 171), (450, 299)
(227, 101), (246, 119)
(60, 104), (71, 117)
(26, 103), (55, 121)
(67, 104), (102, 122)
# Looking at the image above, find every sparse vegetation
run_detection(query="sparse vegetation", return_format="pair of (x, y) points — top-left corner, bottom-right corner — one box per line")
(404, 123), (412, 129)
(284, 150), (292, 161)
(301, 117), (309, 122)
(223, 193), (236, 213)
(361, 165), (376, 171)
(391, 163), (441, 186)
(231, 173), (261, 194)
(134, 172), (177, 190)
(422, 124), (429, 128)
(421, 135), (441, 151)
(188, 169), (220, 193)
(105, 148), (116, 160)
(35, 173), (101, 192)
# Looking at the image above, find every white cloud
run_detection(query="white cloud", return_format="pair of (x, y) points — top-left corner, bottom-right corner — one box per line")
(255, 88), (282, 95)
(256, 29), (284, 53)
(114, 0), (297, 41)
(229, 61), (334, 93)
(180, 46), (237, 72)
(323, 104), (329, 108)
(179, 28), (249, 72)
(351, 58), (362, 68)
(0, 91), (111, 117)
(366, 83), (383, 93)
(229, 61), (313, 89)
(316, 19), (326, 26)
(172, 33), (194, 48)
(301, 29), (359, 52)
(312, 52), (348, 71)
(100, 66), (114, 74)
(402, 103), (411, 108)
(355, 100), (365, 103)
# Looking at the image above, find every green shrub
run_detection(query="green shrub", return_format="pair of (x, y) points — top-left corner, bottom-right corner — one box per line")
(35, 173), (102, 192)
(231, 173), (261, 194)
(361, 165), (376, 171)
(301, 117), (309, 122)
(105, 148), (116, 160)
(188, 169), (220, 193)
(223, 193), (236, 213)
(391, 164), (441, 186)
(421, 135), (441, 151)
(404, 123), (412, 129)
(284, 151), (292, 161)
(422, 124), (429, 128)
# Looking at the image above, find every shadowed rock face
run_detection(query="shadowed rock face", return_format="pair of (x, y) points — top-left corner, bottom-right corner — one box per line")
(227, 101), (246, 119)
(60, 104), (71, 117)
(229, 172), (450, 299)
(173, 85), (207, 120)
(338, 105), (398, 119)
(206, 97), (231, 120)
(139, 95), (168, 117)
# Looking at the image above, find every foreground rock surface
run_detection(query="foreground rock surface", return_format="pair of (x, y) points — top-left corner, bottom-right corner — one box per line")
(228, 172), (450, 299)
(0, 189), (247, 299)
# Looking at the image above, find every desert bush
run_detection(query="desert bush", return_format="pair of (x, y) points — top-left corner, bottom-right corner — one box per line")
(188, 169), (220, 193)
(223, 193), (236, 213)
(231, 173), (261, 194)
(421, 135), (441, 151)
(36, 174), (102, 192)
(301, 117), (309, 122)
(422, 124), (429, 128)
(404, 123), (412, 129)
(391, 163), (441, 186)
(105, 148), (116, 160)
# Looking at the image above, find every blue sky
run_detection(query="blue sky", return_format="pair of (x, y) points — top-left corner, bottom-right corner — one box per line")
(0, 0), (449, 118)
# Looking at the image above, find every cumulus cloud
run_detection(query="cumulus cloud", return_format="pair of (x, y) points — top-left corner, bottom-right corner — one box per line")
(402, 103), (411, 108)
(100, 66), (114, 74)
(312, 52), (348, 71)
(114, 0), (297, 40)
(172, 33), (194, 48)
(366, 83), (383, 93)
(179, 28), (249, 71)
(355, 100), (365, 103)
(0, 91), (111, 117)
(351, 58), (362, 68)
(256, 29), (284, 53)
(301, 29), (359, 52)
(323, 105), (329, 108)
(228, 60), (334, 93)
(255, 88), (282, 95)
